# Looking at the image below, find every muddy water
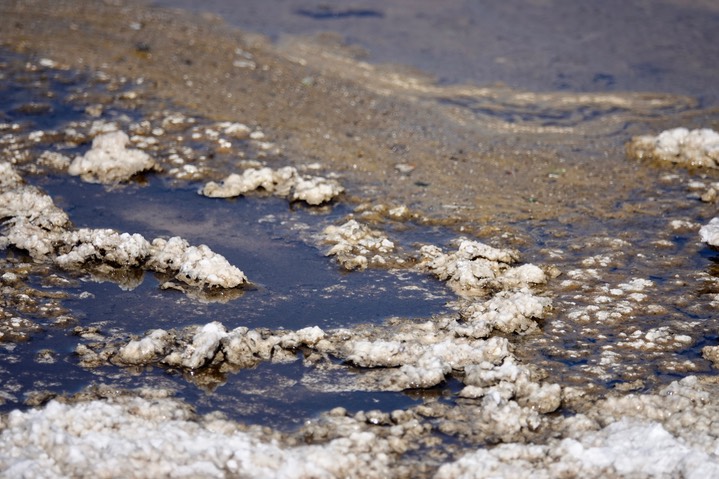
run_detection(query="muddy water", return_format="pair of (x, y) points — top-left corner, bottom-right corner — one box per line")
(2, 0), (719, 470)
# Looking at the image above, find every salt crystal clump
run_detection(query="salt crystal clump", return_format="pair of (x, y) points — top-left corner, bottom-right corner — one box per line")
(455, 289), (552, 338)
(436, 418), (719, 479)
(418, 240), (545, 296)
(163, 322), (228, 369)
(627, 127), (719, 168)
(55, 229), (152, 267)
(117, 329), (170, 365)
(0, 162), (22, 189)
(147, 236), (247, 288)
(700, 217), (719, 247)
(0, 164), (247, 292)
(323, 219), (395, 270)
(106, 322), (327, 370)
(68, 131), (156, 183)
(0, 395), (393, 478)
(200, 166), (343, 205)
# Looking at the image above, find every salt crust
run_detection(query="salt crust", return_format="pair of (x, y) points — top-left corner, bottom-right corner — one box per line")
(4, 377), (719, 477)
(0, 162), (246, 290)
(418, 240), (546, 296)
(438, 376), (719, 478)
(0, 395), (393, 479)
(323, 219), (395, 270)
(700, 217), (719, 247)
(68, 131), (156, 183)
(627, 127), (719, 168)
(116, 322), (325, 370)
(200, 166), (343, 205)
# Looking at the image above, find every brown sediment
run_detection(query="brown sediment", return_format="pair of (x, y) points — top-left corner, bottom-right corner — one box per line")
(1, 0), (714, 233)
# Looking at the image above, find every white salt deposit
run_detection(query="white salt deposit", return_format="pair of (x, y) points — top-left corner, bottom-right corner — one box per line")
(323, 219), (395, 270)
(436, 418), (719, 479)
(200, 166), (343, 205)
(148, 237), (248, 288)
(628, 127), (719, 168)
(68, 131), (156, 183)
(0, 395), (393, 478)
(117, 329), (170, 364)
(55, 229), (152, 267)
(700, 217), (719, 247)
(0, 163), (247, 291)
(418, 240), (545, 296)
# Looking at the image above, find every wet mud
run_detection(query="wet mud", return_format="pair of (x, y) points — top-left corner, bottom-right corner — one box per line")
(2, 0), (719, 476)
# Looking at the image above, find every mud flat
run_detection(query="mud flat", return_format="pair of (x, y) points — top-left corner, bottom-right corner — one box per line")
(2, 0), (719, 477)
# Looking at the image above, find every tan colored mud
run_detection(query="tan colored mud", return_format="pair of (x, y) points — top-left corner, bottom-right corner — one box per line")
(2, 0), (715, 232)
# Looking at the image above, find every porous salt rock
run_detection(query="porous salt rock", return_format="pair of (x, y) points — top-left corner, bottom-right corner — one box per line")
(147, 236), (247, 288)
(200, 166), (343, 205)
(168, 321), (228, 369)
(68, 131), (156, 183)
(627, 127), (719, 168)
(117, 329), (170, 364)
(221, 327), (282, 367)
(0, 187), (70, 232)
(0, 395), (394, 478)
(418, 240), (543, 295)
(701, 345), (719, 367)
(279, 326), (326, 349)
(323, 219), (395, 270)
(436, 418), (719, 479)
(55, 229), (152, 267)
(0, 162), (22, 189)
(700, 217), (719, 247)
(292, 176), (344, 205)
(344, 335), (514, 390)
(455, 289), (551, 338)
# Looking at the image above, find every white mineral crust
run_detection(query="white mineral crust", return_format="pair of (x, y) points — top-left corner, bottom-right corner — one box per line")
(68, 131), (156, 183)
(628, 127), (719, 167)
(117, 329), (170, 365)
(148, 237), (247, 288)
(200, 166), (343, 205)
(418, 240), (545, 295)
(700, 217), (719, 247)
(0, 163), (247, 291)
(0, 395), (392, 478)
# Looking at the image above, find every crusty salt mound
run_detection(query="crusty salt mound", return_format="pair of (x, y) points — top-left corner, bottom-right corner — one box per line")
(68, 130), (156, 183)
(418, 239), (547, 296)
(0, 162), (247, 291)
(200, 166), (343, 205)
(0, 394), (393, 478)
(700, 217), (719, 247)
(322, 219), (395, 270)
(627, 127), (719, 168)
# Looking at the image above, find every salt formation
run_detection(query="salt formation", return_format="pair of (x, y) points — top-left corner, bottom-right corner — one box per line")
(200, 166), (343, 205)
(106, 322), (327, 370)
(68, 130), (156, 183)
(627, 127), (719, 167)
(418, 240), (546, 296)
(322, 219), (395, 269)
(0, 393), (394, 478)
(438, 376), (719, 478)
(0, 162), (247, 291)
(700, 217), (719, 247)
(147, 237), (247, 289)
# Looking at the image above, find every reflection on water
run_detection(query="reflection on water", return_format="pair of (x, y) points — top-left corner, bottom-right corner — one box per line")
(153, 0), (719, 105)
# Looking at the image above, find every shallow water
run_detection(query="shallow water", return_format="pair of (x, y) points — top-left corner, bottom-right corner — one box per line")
(154, 0), (719, 105)
(2, 0), (719, 473)
(0, 49), (457, 424)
